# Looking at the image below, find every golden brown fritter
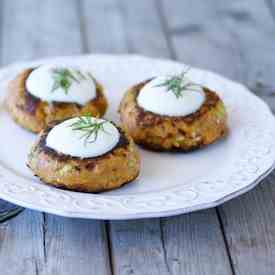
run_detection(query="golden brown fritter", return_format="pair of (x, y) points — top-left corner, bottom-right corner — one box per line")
(27, 122), (140, 193)
(6, 68), (108, 133)
(119, 79), (228, 151)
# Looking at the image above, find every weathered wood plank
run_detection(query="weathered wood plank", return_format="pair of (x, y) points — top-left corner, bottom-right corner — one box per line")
(219, 180), (275, 275)
(161, 1), (242, 82)
(0, 211), (44, 275)
(43, 216), (111, 275)
(117, 0), (171, 58)
(1, 0), (82, 65)
(82, 1), (233, 274)
(265, 0), (275, 23)
(162, 0), (275, 108)
(223, 1), (275, 97)
(81, 1), (169, 274)
(81, 0), (127, 53)
(1, 1), (273, 274)
(0, 1), (111, 274)
(109, 220), (170, 275)
(161, 210), (232, 274)
(161, 0), (275, 274)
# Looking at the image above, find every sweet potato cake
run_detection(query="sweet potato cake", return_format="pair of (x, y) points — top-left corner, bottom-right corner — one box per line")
(6, 66), (108, 133)
(119, 72), (228, 151)
(27, 116), (140, 193)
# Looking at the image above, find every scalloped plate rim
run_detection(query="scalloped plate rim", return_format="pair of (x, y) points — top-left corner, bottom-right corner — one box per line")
(0, 54), (274, 220)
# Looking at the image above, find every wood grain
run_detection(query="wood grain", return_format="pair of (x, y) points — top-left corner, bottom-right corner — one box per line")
(1, 0), (82, 65)
(161, 210), (232, 275)
(81, 0), (127, 53)
(161, 0), (275, 274)
(0, 1), (111, 274)
(82, 2), (170, 274)
(219, 182), (275, 275)
(117, 0), (170, 58)
(42, 215), (111, 275)
(0, 0), (274, 274)
(109, 220), (170, 275)
(0, 211), (44, 275)
(82, 1), (233, 274)
(162, 0), (275, 109)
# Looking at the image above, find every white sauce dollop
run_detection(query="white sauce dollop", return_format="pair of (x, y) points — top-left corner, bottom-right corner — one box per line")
(46, 117), (120, 158)
(137, 76), (205, 116)
(26, 65), (96, 105)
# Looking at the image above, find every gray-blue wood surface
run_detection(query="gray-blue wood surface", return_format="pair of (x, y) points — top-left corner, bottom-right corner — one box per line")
(0, 1), (275, 274)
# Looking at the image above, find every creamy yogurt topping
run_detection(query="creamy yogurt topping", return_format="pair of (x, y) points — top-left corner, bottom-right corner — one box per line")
(26, 65), (96, 105)
(137, 75), (205, 117)
(46, 117), (120, 158)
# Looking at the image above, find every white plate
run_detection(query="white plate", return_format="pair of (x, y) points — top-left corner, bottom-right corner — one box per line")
(0, 54), (274, 220)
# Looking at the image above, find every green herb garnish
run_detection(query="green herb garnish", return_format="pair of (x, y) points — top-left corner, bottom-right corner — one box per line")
(69, 116), (109, 146)
(155, 69), (202, 98)
(51, 68), (94, 94)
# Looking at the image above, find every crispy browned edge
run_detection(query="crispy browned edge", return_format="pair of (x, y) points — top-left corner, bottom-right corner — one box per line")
(27, 121), (140, 193)
(130, 79), (220, 124)
(37, 121), (130, 162)
(119, 79), (228, 152)
(5, 68), (108, 133)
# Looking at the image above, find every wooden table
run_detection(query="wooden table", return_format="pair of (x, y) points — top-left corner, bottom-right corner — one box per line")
(1, 1), (275, 274)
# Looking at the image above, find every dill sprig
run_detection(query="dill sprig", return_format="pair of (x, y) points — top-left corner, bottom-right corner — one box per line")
(69, 116), (109, 146)
(155, 69), (202, 98)
(51, 68), (94, 94)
